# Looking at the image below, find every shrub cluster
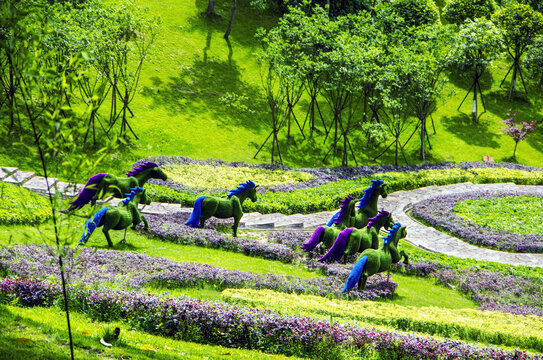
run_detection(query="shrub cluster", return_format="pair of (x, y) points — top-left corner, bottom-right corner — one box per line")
(0, 244), (395, 300)
(1, 278), (541, 360)
(141, 156), (543, 215)
(0, 182), (51, 225)
(224, 289), (543, 352)
(411, 190), (543, 253)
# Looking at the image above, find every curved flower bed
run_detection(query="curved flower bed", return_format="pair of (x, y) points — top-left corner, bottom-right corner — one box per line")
(142, 212), (299, 263)
(1, 279), (541, 360)
(411, 190), (543, 253)
(0, 245), (396, 301)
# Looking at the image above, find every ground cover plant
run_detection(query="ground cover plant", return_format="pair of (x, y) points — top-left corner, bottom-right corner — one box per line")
(0, 183), (50, 225)
(411, 190), (543, 252)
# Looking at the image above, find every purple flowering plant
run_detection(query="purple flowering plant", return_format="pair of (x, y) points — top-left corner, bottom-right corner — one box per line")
(501, 109), (537, 160)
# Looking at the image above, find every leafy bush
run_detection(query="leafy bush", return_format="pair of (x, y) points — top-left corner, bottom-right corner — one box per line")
(2, 279), (541, 360)
(391, 0), (440, 27)
(224, 289), (543, 352)
(0, 183), (50, 225)
(443, 0), (497, 24)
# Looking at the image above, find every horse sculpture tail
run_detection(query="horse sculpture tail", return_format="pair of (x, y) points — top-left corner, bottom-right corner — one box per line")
(184, 196), (205, 228)
(79, 207), (108, 244)
(301, 226), (325, 252)
(326, 211), (339, 226)
(63, 173), (108, 212)
(319, 228), (353, 263)
(342, 255), (367, 293)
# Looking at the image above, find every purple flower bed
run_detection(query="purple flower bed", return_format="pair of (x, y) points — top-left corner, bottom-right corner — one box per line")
(0, 244), (395, 300)
(394, 261), (543, 317)
(142, 212), (299, 263)
(1, 278), (541, 360)
(411, 190), (543, 253)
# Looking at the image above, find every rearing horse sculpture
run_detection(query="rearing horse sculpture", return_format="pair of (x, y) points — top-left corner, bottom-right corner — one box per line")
(64, 161), (168, 212)
(184, 180), (258, 237)
(301, 195), (357, 254)
(353, 179), (388, 229)
(318, 210), (394, 263)
(342, 223), (408, 292)
(79, 186), (148, 247)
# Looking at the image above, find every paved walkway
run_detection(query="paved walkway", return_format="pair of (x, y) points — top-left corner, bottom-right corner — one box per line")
(2, 166), (542, 267)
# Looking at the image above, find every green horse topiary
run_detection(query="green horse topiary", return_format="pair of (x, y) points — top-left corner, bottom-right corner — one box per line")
(342, 223), (408, 292)
(79, 186), (148, 247)
(318, 210), (395, 263)
(64, 162), (167, 212)
(301, 195), (357, 254)
(352, 179), (388, 229)
(184, 180), (258, 237)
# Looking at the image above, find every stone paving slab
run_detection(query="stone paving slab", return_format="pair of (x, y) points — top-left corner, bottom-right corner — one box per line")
(140, 202), (185, 215)
(23, 176), (58, 196)
(55, 182), (84, 198)
(0, 167), (17, 180)
(3, 170), (34, 185)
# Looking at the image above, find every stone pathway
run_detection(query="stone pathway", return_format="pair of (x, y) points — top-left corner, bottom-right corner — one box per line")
(3, 166), (542, 267)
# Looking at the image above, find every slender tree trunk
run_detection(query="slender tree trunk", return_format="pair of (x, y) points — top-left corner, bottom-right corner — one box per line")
(513, 140), (518, 160)
(203, 0), (217, 17)
(224, 0), (236, 40)
(420, 117), (426, 162)
(472, 75), (478, 123)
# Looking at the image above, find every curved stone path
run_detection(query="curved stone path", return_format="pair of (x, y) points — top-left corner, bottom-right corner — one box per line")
(2, 165), (542, 267)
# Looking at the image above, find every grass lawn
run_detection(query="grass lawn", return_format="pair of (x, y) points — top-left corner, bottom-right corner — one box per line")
(0, 304), (305, 360)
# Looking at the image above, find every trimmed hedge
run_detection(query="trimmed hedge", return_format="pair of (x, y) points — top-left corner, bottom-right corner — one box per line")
(0, 182), (50, 225)
(146, 162), (543, 215)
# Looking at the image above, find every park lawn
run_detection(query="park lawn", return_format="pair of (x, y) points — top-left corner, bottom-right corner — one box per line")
(0, 304), (305, 360)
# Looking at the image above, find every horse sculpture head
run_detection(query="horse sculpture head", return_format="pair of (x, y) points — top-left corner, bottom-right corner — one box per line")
(358, 179), (386, 209)
(228, 180), (258, 202)
(383, 223), (406, 248)
(126, 161), (168, 181)
(367, 210), (393, 230)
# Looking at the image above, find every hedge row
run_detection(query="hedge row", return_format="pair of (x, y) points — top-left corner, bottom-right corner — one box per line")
(146, 165), (543, 214)
(0, 182), (51, 225)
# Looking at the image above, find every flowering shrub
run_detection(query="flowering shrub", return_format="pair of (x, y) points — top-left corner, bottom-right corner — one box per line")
(0, 278), (59, 307)
(0, 245), (395, 300)
(411, 190), (543, 253)
(501, 110), (537, 160)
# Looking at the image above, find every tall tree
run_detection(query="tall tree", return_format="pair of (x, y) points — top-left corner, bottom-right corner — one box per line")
(443, 0), (496, 24)
(492, 4), (543, 99)
(446, 18), (504, 122)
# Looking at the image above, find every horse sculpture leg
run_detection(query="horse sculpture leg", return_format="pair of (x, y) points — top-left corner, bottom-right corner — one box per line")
(357, 275), (368, 291)
(400, 250), (409, 264)
(102, 229), (114, 247)
(232, 214), (241, 238)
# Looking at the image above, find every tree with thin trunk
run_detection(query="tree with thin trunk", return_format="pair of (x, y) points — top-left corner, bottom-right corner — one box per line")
(446, 18), (503, 122)
(492, 4), (543, 99)
(500, 109), (536, 161)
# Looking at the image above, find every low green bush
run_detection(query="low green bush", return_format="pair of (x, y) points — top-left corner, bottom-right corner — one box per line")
(0, 183), (50, 225)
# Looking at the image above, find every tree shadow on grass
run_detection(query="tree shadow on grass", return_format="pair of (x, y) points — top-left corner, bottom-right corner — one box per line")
(441, 114), (500, 147)
(446, 66), (494, 92)
(141, 30), (268, 133)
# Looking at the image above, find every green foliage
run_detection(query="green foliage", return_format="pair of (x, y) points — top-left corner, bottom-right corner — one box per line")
(0, 183), (50, 225)
(453, 195), (543, 235)
(390, 0), (440, 27)
(442, 0), (497, 25)
(224, 288), (543, 352)
(163, 163), (312, 190)
(492, 4), (543, 50)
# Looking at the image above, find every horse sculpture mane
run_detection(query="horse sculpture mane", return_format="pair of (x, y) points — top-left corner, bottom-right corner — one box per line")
(333, 195), (355, 225)
(126, 162), (159, 177)
(366, 210), (390, 228)
(383, 222), (401, 245)
(227, 180), (256, 198)
(121, 186), (144, 205)
(358, 179), (384, 209)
